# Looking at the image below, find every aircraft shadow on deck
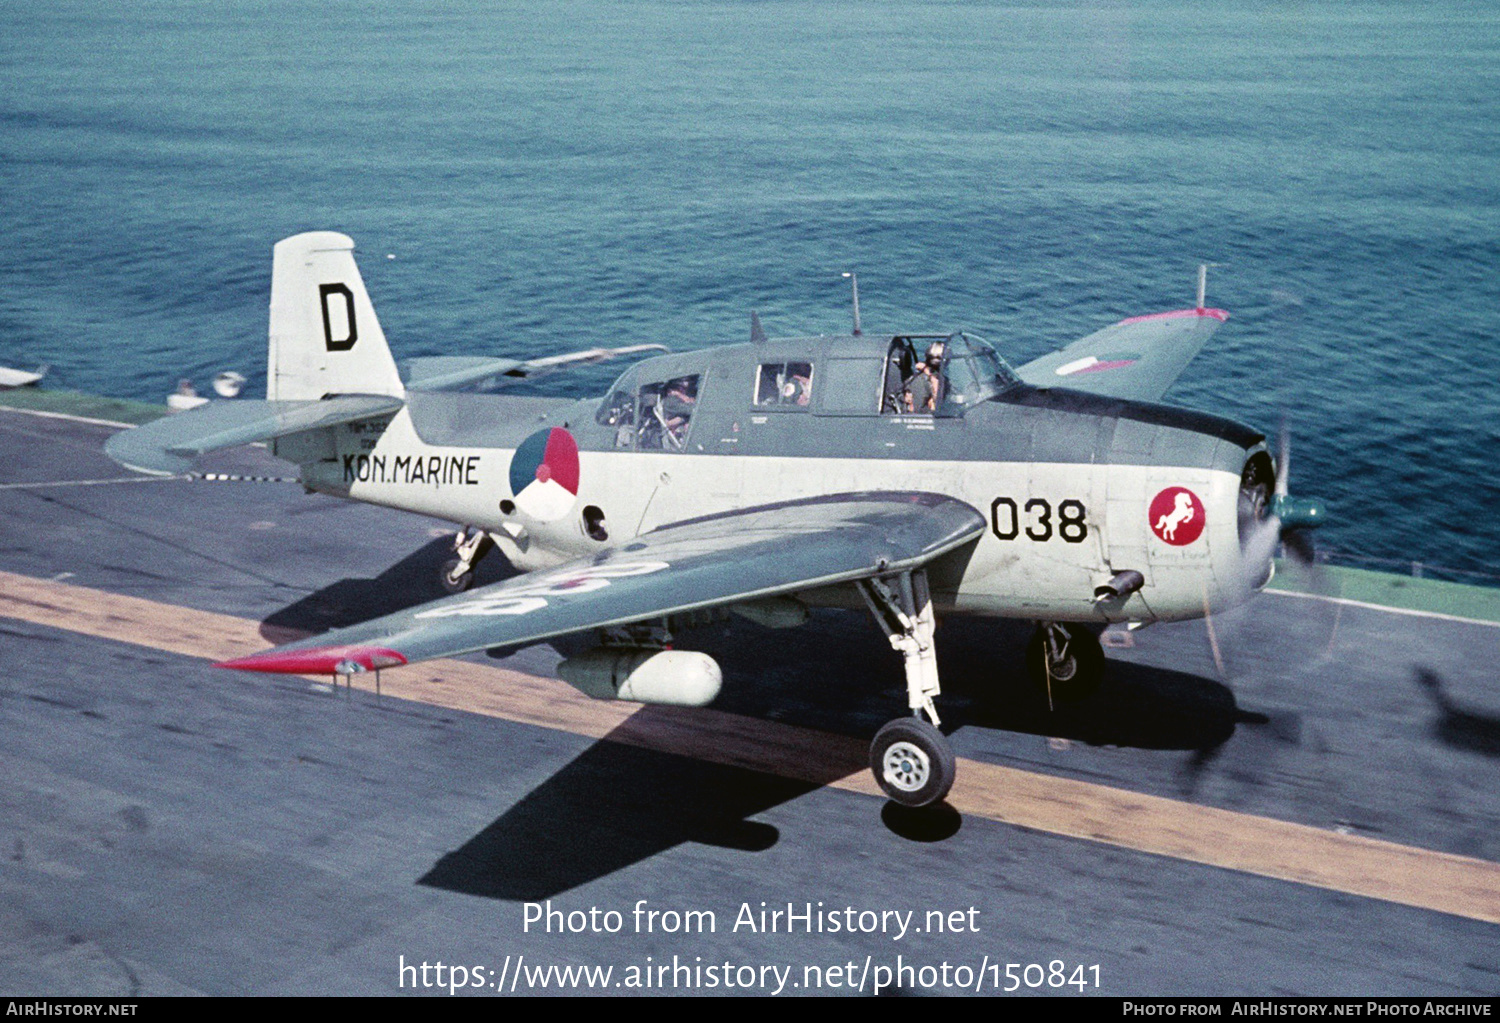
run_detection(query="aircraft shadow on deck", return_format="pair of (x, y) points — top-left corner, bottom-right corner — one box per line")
(1415, 667), (1500, 758)
(417, 611), (1252, 901)
(257, 543), (1253, 899)
(696, 611), (1249, 754)
(259, 537), (522, 639)
(418, 736), (842, 901)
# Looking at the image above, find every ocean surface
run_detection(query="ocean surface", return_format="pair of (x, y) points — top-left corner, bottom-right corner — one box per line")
(2, 1), (1497, 576)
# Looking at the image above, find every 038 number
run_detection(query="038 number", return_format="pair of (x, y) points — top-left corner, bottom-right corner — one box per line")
(990, 497), (1087, 544)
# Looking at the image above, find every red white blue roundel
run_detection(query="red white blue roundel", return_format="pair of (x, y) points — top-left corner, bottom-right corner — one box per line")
(508, 428), (579, 522)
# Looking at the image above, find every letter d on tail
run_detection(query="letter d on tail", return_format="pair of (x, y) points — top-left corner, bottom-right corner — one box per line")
(268, 232), (404, 401)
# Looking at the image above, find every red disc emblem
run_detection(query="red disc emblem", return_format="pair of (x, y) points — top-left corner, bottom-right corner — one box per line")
(1149, 487), (1205, 546)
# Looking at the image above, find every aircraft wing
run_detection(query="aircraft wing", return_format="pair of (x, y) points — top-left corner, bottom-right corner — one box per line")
(402, 344), (670, 392)
(1014, 307), (1228, 401)
(105, 395), (405, 475)
(219, 491), (986, 675)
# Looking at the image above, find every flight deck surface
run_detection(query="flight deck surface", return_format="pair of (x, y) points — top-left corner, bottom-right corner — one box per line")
(0, 401), (1496, 996)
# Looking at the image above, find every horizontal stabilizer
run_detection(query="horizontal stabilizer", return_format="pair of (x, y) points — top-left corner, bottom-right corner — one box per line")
(1016, 307), (1228, 401)
(104, 395), (404, 476)
(401, 356), (525, 390)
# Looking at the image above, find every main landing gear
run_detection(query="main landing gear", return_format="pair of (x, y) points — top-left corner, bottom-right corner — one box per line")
(440, 526), (495, 594)
(857, 573), (1110, 807)
(1025, 622), (1104, 706)
(858, 569), (956, 807)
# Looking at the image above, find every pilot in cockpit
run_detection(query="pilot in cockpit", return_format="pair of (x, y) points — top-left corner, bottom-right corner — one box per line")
(906, 361), (938, 413)
(659, 377), (698, 447)
(925, 339), (945, 373)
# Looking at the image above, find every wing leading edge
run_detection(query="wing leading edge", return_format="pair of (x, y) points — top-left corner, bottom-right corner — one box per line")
(220, 492), (986, 675)
(1015, 307), (1228, 402)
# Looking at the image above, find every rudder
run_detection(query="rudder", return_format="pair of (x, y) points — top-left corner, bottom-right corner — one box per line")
(268, 231), (404, 400)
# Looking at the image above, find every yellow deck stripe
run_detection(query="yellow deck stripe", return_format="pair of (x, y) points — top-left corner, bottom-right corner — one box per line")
(1, 569), (1496, 926)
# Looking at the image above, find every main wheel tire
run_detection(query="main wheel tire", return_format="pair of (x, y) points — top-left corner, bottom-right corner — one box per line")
(440, 556), (475, 594)
(1026, 623), (1104, 702)
(869, 717), (956, 807)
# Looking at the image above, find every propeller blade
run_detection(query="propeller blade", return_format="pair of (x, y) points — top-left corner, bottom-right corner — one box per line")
(1275, 417), (1290, 499)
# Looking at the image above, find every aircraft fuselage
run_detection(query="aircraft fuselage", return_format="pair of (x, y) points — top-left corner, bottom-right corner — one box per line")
(283, 335), (1271, 626)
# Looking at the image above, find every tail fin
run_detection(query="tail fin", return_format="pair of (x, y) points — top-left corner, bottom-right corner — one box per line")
(267, 232), (404, 400)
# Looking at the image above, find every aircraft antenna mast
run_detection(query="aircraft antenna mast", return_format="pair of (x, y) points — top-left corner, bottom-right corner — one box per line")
(842, 272), (862, 335)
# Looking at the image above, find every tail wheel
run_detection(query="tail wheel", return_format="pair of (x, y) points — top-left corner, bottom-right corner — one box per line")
(1026, 623), (1104, 704)
(869, 717), (956, 807)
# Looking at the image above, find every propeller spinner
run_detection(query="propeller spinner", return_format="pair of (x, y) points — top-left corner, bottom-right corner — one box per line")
(1269, 420), (1327, 561)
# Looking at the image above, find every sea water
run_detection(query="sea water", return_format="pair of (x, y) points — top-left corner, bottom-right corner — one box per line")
(2, 1), (1497, 574)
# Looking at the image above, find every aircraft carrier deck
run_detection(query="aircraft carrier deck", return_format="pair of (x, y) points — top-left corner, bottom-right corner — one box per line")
(0, 393), (1496, 997)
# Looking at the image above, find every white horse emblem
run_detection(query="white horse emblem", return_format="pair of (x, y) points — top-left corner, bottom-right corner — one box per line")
(1154, 492), (1196, 541)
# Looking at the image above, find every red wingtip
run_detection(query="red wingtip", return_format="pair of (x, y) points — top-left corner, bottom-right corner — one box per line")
(216, 645), (407, 675)
(1119, 307), (1229, 325)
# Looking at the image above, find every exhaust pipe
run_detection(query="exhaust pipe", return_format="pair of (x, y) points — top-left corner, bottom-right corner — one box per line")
(1093, 569), (1145, 605)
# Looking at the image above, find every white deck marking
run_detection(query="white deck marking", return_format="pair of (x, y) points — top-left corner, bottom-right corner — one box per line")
(1265, 586), (1500, 629)
(0, 404), (139, 430)
(0, 475), (187, 490)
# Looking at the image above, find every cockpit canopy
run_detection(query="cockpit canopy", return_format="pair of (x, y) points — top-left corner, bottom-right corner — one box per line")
(885, 332), (1020, 414)
(595, 329), (1021, 449)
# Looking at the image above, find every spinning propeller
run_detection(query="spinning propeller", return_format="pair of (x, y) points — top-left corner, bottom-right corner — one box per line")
(1207, 421), (1334, 684)
(1269, 420), (1326, 566)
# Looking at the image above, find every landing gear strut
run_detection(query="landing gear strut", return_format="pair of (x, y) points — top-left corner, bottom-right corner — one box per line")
(1026, 622), (1104, 706)
(858, 569), (956, 807)
(440, 526), (494, 594)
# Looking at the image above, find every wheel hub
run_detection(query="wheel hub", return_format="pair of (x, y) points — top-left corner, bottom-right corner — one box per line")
(881, 741), (931, 793)
(1047, 653), (1078, 682)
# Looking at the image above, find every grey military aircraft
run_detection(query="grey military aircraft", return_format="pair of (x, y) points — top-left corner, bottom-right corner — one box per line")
(106, 232), (1324, 807)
